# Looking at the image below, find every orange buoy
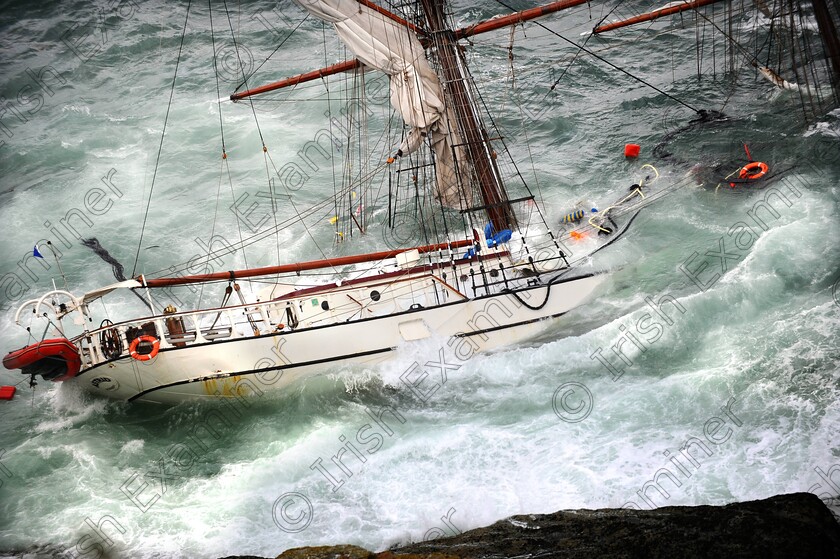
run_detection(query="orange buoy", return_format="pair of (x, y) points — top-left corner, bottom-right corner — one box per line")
(738, 161), (768, 180)
(129, 335), (160, 361)
(625, 144), (641, 158)
(730, 161), (769, 187)
(0, 386), (16, 400)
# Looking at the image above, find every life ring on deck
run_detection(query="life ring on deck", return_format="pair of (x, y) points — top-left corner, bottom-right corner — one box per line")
(129, 335), (160, 361)
(738, 161), (768, 180)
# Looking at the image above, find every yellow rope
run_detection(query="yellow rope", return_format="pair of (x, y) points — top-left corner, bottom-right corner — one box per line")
(588, 164), (658, 233)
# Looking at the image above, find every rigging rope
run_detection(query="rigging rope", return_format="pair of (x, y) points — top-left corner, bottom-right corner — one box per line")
(234, 13), (311, 94)
(221, 0), (282, 267)
(222, 0), (266, 148)
(151, 164), (388, 279)
(82, 238), (127, 281)
(210, 1), (226, 155)
(461, 45), (552, 245)
(549, 0), (625, 91)
(492, 0), (701, 114)
(131, 0), (192, 277)
(204, 0), (231, 308)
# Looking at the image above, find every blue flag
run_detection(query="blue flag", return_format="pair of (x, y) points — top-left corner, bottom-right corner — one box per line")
(33, 245), (44, 258)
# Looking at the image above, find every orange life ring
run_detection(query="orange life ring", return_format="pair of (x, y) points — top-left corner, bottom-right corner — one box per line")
(738, 161), (768, 180)
(129, 335), (160, 361)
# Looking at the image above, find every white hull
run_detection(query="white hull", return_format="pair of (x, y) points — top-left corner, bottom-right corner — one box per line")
(76, 271), (605, 404)
(0, 1), (646, 406)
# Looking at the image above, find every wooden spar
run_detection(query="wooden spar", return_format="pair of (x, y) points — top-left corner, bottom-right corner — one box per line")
(454, 0), (587, 39)
(230, 59), (361, 101)
(231, 0), (585, 101)
(594, 0), (728, 33)
(357, 0), (425, 35)
(593, 0), (726, 34)
(139, 239), (473, 287)
(230, 0), (417, 102)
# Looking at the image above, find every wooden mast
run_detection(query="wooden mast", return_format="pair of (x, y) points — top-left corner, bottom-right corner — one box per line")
(419, 0), (515, 233)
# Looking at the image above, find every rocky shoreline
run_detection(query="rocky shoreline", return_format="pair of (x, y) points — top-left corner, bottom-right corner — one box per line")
(227, 493), (840, 559)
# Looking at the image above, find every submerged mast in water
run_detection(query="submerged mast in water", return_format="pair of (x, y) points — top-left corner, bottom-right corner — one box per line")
(811, 0), (840, 85)
(594, 0), (840, 120)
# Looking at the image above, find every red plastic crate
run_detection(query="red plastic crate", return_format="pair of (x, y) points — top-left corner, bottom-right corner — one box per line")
(0, 386), (16, 400)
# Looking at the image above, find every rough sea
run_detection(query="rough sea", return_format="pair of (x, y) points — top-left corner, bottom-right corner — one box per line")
(0, 1), (838, 557)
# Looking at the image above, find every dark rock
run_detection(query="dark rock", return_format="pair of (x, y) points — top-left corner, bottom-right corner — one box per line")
(221, 493), (840, 559)
(377, 552), (460, 559)
(392, 493), (840, 559)
(276, 545), (375, 559)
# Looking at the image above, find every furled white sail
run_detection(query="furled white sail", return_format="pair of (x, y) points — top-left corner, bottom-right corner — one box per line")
(294, 0), (469, 207)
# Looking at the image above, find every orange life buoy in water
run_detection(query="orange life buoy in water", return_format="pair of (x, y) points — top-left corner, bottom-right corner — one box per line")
(129, 335), (160, 361)
(738, 161), (768, 180)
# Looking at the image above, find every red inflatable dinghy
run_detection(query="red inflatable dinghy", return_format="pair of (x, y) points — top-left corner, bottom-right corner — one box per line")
(3, 338), (82, 381)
